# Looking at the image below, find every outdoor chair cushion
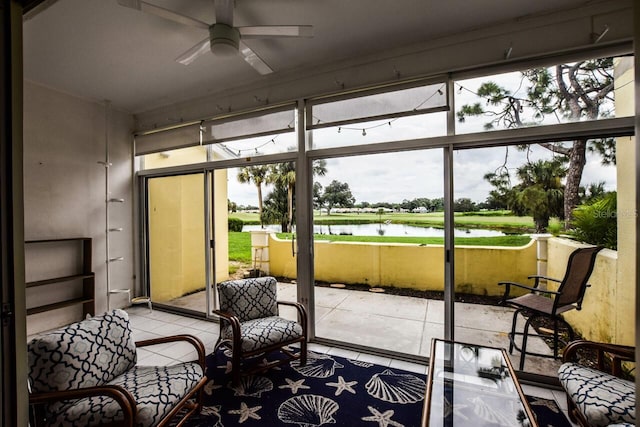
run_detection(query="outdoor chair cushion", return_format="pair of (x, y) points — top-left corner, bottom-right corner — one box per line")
(28, 309), (137, 393)
(558, 362), (635, 427)
(218, 276), (278, 322)
(42, 362), (204, 427)
(221, 315), (304, 352)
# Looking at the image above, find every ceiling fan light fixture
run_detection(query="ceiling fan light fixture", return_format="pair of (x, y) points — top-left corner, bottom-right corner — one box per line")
(210, 24), (240, 56)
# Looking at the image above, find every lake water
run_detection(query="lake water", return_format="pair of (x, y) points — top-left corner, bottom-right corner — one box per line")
(243, 223), (505, 237)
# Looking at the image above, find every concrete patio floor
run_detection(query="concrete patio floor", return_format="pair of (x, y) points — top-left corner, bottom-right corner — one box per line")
(167, 281), (561, 377)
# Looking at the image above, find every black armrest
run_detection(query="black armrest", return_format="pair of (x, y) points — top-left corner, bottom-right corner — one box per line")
(527, 274), (562, 283)
(30, 384), (136, 426)
(278, 300), (309, 336)
(563, 340), (635, 377)
(212, 309), (242, 349)
(498, 280), (561, 304)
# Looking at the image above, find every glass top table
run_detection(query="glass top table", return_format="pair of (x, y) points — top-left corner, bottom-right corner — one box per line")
(422, 339), (538, 427)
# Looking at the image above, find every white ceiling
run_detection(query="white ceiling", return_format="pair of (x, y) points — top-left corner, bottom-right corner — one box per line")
(23, 0), (594, 114)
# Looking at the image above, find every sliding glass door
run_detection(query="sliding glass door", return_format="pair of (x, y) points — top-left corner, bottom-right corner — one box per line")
(311, 150), (445, 356)
(146, 172), (208, 314)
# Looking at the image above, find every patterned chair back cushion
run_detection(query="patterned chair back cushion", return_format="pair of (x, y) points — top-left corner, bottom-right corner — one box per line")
(28, 309), (137, 393)
(218, 276), (278, 323)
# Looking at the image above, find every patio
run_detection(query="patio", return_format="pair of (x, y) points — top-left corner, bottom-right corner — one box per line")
(167, 281), (561, 377)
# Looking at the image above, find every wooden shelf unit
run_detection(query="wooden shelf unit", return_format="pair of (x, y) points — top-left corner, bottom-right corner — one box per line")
(25, 238), (95, 318)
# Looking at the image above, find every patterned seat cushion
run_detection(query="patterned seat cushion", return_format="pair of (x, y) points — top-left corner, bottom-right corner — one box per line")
(28, 309), (137, 393)
(222, 316), (304, 352)
(43, 361), (204, 427)
(559, 362), (635, 427)
(218, 276), (278, 322)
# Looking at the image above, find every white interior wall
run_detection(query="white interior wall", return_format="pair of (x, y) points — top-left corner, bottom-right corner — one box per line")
(23, 81), (134, 334)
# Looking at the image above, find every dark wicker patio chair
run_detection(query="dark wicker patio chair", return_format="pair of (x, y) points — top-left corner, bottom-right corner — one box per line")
(498, 246), (603, 370)
(212, 276), (308, 384)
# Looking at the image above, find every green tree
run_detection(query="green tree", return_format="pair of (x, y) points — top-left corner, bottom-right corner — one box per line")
(579, 181), (607, 204)
(312, 182), (324, 213)
(571, 192), (617, 249)
(458, 58), (615, 226)
(322, 180), (355, 214)
(453, 198), (478, 212)
(261, 185), (289, 231)
(266, 160), (327, 232)
(237, 165), (269, 226)
(511, 159), (566, 232)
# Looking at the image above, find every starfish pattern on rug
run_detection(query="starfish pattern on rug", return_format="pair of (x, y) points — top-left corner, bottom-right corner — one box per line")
(228, 402), (262, 423)
(278, 378), (310, 394)
(361, 406), (404, 427)
(326, 375), (358, 396)
(217, 360), (234, 374)
(204, 379), (223, 396)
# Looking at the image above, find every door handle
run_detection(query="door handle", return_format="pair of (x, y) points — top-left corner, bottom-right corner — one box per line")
(291, 233), (296, 257)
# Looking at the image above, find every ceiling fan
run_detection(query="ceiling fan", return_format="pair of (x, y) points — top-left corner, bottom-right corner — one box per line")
(117, 0), (313, 75)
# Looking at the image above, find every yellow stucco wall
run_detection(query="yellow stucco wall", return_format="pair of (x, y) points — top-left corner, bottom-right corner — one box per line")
(269, 234), (627, 344)
(145, 147), (229, 302)
(269, 234), (537, 296)
(546, 239), (623, 344)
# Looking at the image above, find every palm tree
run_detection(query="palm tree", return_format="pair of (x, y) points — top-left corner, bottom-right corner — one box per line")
(237, 165), (269, 226)
(266, 160), (327, 232)
(512, 159), (566, 232)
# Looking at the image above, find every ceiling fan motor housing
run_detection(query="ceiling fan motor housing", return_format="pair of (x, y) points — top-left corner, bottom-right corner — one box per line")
(210, 23), (240, 56)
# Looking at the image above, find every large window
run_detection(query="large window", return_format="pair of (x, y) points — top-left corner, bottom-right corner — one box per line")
(136, 52), (634, 380)
(309, 81), (448, 149)
(454, 56), (631, 135)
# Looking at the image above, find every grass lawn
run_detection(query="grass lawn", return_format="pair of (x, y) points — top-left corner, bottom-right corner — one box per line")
(228, 231), (531, 262)
(230, 211), (535, 231)
(228, 232), (253, 263)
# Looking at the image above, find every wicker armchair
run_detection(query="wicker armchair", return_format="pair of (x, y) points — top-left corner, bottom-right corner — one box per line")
(558, 340), (635, 427)
(28, 309), (207, 427)
(212, 276), (308, 384)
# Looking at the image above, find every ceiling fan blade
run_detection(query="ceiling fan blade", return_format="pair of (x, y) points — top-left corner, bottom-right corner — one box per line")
(117, 0), (209, 30)
(238, 25), (314, 39)
(214, 0), (234, 26)
(239, 41), (273, 75)
(175, 37), (211, 65)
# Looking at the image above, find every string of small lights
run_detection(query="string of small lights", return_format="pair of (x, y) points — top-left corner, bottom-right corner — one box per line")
(214, 73), (630, 156)
(314, 84), (447, 136)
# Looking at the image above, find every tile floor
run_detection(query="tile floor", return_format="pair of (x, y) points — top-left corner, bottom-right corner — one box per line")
(125, 305), (577, 425)
(170, 282), (563, 376)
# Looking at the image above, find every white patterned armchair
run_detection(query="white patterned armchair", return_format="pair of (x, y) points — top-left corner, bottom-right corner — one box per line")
(558, 340), (635, 427)
(213, 276), (308, 383)
(28, 309), (208, 427)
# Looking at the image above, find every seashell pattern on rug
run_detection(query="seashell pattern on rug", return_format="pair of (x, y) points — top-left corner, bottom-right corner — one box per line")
(348, 359), (374, 368)
(365, 369), (426, 404)
(292, 353), (344, 378)
(277, 394), (339, 427)
(228, 375), (274, 398)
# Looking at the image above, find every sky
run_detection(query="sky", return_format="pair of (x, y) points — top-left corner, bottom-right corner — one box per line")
(225, 70), (618, 207)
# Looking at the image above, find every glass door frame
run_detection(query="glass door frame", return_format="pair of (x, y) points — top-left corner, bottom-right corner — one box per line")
(301, 74), (634, 362)
(136, 67), (634, 372)
(138, 150), (301, 319)
(140, 169), (211, 317)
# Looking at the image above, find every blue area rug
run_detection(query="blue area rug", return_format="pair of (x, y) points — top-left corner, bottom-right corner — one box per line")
(183, 348), (571, 427)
